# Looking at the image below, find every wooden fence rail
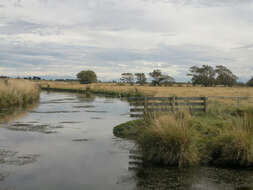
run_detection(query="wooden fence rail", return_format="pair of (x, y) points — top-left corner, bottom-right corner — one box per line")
(129, 96), (208, 117)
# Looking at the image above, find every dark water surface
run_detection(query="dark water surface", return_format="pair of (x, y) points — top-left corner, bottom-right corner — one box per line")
(1, 92), (253, 190)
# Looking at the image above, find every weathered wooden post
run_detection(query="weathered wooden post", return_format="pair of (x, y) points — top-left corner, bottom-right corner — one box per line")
(144, 97), (148, 114)
(204, 97), (208, 113)
(236, 97), (240, 107)
(172, 96), (176, 112)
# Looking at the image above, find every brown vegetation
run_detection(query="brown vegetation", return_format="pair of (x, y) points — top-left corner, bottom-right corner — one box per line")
(0, 79), (40, 108)
(39, 81), (253, 97)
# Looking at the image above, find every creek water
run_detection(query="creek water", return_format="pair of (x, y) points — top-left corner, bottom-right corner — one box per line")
(0, 92), (253, 190)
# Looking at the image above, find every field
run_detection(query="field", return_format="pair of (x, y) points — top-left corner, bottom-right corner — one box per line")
(0, 79), (40, 109)
(39, 81), (253, 97)
(39, 81), (253, 107)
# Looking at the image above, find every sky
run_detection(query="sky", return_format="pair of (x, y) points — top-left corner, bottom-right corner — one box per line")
(0, 0), (253, 82)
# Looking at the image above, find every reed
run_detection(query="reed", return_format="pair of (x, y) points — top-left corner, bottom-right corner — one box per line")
(0, 79), (40, 109)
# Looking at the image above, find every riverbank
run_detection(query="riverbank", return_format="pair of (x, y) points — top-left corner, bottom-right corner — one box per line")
(114, 103), (253, 168)
(0, 79), (40, 109)
(39, 81), (147, 97)
(38, 81), (253, 98)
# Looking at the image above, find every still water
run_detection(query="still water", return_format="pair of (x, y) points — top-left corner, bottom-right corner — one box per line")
(1, 92), (253, 190)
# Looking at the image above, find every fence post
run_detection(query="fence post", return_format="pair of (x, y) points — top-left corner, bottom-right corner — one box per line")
(236, 97), (240, 107)
(172, 96), (176, 112)
(204, 97), (208, 113)
(144, 97), (148, 113)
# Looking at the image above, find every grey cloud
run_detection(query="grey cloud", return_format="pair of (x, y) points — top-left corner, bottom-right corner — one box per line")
(150, 0), (253, 7)
(0, 39), (238, 81)
(235, 44), (253, 50)
(0, 19), (61, 35)
(0, 0), (253, 81)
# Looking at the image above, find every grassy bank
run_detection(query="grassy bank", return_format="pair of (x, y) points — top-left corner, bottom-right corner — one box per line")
(0, 79), (40, 109)
(39, 81), (146, 97)
(39, 81), (253, 98)
(114, 104), (253, 168)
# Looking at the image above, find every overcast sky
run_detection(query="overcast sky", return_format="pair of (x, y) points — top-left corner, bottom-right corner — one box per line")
(1, 0), (253, 81)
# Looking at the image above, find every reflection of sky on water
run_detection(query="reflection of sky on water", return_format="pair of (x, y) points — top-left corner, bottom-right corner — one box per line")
(0, 92), (134, 190)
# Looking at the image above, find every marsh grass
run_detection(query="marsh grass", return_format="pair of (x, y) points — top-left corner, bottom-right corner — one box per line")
(137, 111), (200, 167)
(0, 79), (40, 109)
(211, 113), (253, 167)
(115, 103), (253, 168)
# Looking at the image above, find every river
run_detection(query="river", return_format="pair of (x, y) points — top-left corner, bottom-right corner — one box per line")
(1, 92), (253, 190)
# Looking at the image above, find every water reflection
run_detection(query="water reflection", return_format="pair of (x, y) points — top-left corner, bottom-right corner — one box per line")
(129, 162), (253, 190)
(0, 103), (39, 124)
(75, 93), (96, 103)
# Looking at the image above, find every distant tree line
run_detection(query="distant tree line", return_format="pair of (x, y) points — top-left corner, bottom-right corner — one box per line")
(77, 66), (253, 87)
(188, 65), (238, 87)
(120, 70), (175, 86)
(0, 76), (9, 79)
(24, 76), (41, 80)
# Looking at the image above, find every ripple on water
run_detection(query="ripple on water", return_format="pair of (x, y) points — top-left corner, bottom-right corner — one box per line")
(73, 105), (95, 109)
(0, 149), (39, 166)
(5, 122), (63, 134)
(30, 110), (80, 114)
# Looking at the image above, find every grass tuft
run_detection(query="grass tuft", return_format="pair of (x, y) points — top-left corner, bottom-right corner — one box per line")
(137, 112), (200, 167)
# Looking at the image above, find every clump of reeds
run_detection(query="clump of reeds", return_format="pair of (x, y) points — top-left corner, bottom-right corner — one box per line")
(137, 111), (200, 167)
(0, 79), (40, 109)
(211, 113), (253, 167)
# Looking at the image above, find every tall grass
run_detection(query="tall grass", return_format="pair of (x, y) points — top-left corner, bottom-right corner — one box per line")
(0, 79), (40, 109)
(211, 113), (253, 167)
(116, 104), (253, 168)
(137, 112), (200, 167)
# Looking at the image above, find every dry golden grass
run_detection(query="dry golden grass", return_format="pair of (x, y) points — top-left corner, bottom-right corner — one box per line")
(0, 79), (40, 108)
(137, 111), (200, 167)
(39, 81), (253, 97)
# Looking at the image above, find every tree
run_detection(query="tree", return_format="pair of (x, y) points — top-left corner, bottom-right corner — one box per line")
(188, 65), (216, 87)
(77, 70), (97, 84)
(135, 73), (147, 85)
(215, 65), (238, 86)
(158, 75), (175, 86)
(247, 77), (253, 87)
(120, 73), (134, 84)
(149, 69), (175, 86)
(149, 69), (162, 86)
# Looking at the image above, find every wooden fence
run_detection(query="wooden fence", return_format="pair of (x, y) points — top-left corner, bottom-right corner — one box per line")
(129, 96), (208, 117)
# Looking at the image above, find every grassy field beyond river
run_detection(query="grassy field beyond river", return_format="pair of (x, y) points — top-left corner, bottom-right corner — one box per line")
(39, 81), (253, 98)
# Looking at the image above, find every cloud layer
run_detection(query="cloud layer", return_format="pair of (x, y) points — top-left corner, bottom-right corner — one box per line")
(1, 0), (253, 81)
